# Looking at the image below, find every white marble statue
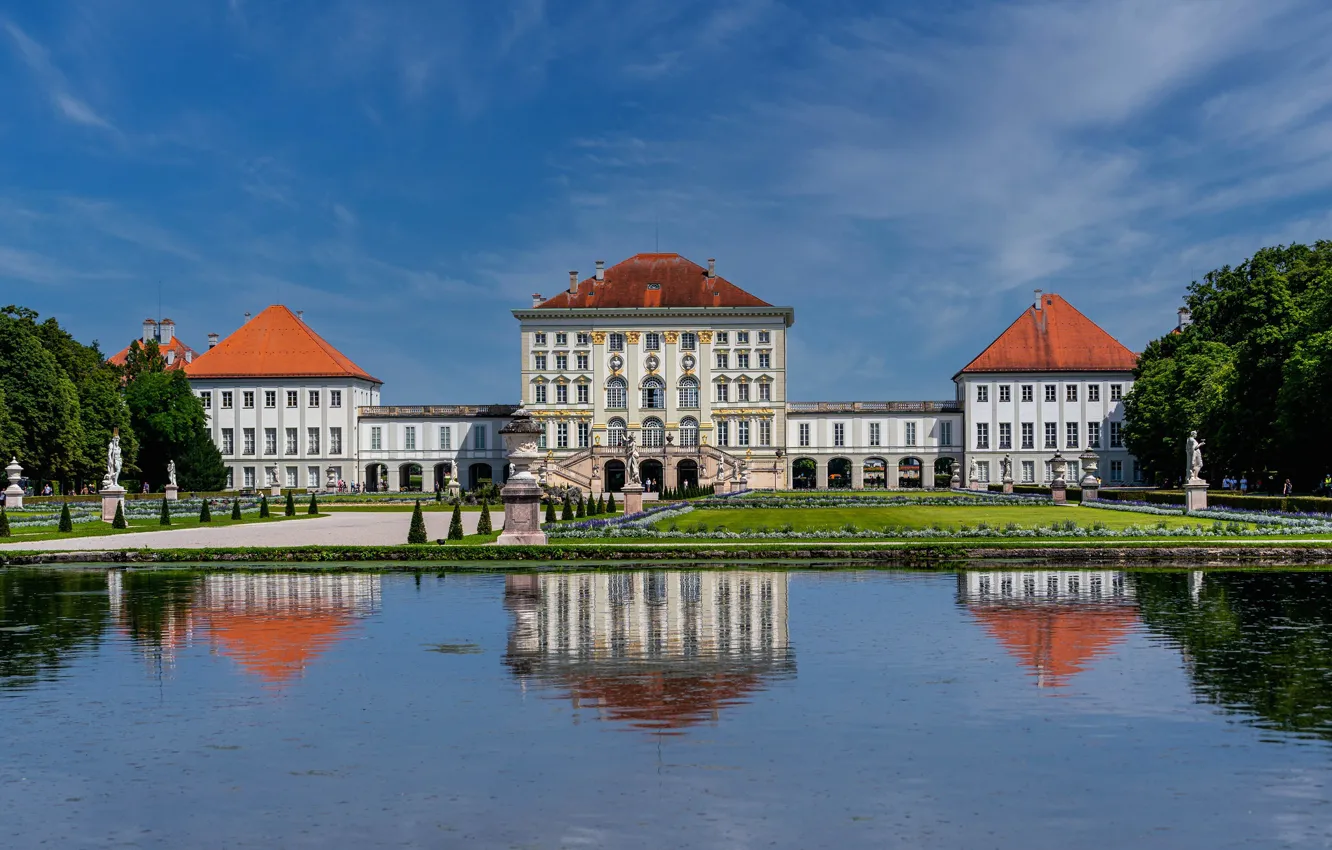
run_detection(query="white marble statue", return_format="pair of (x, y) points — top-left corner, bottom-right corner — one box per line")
(625, 435), (642, 485)
(1186, 430), (1205, 482)
(968, 458), (978, 481)
(104, 434), (122, 489)
(167, 459), (177, 487)
(1001, 454), (1013, 481)
(508, 462), (516, 480)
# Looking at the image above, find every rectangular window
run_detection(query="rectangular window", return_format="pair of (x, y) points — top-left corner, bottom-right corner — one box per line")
(737, 352), (749, 369)
(1021, 385), (1033, 403)
(798, 422), (811, 446)
(222, 391), (233, 409)
(440, 426), (452, 450)
(1087, 385), (1100, 403)
(716, 331), (729, 345)
(264, 390), (276, 408)
(998, 422), (1011, 450)
(556, 384), (568, 404)
(609, 333), (625, 351)
(1066, 422), (1079, 448)
(1021, 422), (1034, 450)
(760, 419), (772, 446)
(1087, 421), (1101, 449)
(264, 428), (277, 455)
(309, 390), (320, 407)
(537, 424), (547, 450)
(243, 467), (255, 489)
(758, 351), (771, 369)
(286, 467), (297, 488)
(330, 428), (343, 454)
(577, 332), (590, 346)
(308, 427), (320, 454)
(737, 331), (749, 344)
(404, 426), (416, 451)
(1068, 461), (1080, 482)
(225, 467), (234, 489)
(308, 467), (319, 489)
(555, 332), (567, 346)
(1133, 460), (1143, 482)
(977, 461), (990, 483)
(534, 353), (547, 370)
(716, 352), (729, 369)
(644, 333), (661, 351)
(758, 330), (770, 344)
(285, 427), (298, 454)
(977, 385), (989, 403)
(555, 353), (568, 370)
(287, 390), (298, 408)
(717, 383), (729, 403)
(737, 420), (750, 446)
(1110, 421), (1123, 448)
(534, 332), (547, 346)
(1044, 384), (1057, 403)
(905, 422), (917, 446)
(1021, 460), (1035, 483)
(833, 422), (845, 447)
(1109, 460), (1124, 482)
(999, 385), (1011, 403)
(221, 428), (234, 454)
(1066, 385), (1078, 402)
(474, 427), (486, 449)
(975, 422), (989, 449)
(243, 427), (255, 455)
(758, 382), (771, 401)
(717, 421), (729, 446)
(940, 421), (953, 446)
(1044, 461), (1053, 483)
(577, 422), (589, 448)
(1110, 384), (1123, 402)
(576, 352), (589, 370)
(330, 390), (342, 408)
(869, 422), (881, 446)
(201, 391), (212, 410)
(243, 390), (255, 409)
(736, 382), (749, 402)
(556, 422), (569, 448)
(680, 332), (697, 351)
(1044, 422), (1057, 449)
(534, 383), (547, 404)
(577, 383), (589, 404)
(371, 426), (382, 450)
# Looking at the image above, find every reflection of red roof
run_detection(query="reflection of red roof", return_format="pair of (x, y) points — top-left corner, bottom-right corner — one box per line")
(957, 294), (1138, 375)
(184, 305), (380, 382)
(108, 336), (199, 372)
(560, 671), (769, 732)
(534, 254), (772, 309)
(971, 605), (1138, 687)
(208, 613), (354, 685)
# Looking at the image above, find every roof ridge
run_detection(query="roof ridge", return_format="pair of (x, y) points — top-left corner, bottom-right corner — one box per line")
(956, 292), (1137, 376)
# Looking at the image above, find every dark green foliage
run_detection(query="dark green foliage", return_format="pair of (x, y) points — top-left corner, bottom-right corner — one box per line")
(160, 497), (171, 526)
(259, 495), (270, 518)
(596, 495), (605, 515)
(606, 492), (616, 514)
(285, 491), (296, 516)
(545, 500), (556, 523)
(231, 498), (241, 520)
(561, 496), (574, 521)
(575, 493), (586, 518)
(477, 501), (492, 535)
(125, 369), (224, 491)
(112, 500), (127, 529)
(0, 310), (85, 483)
(199, 499), (212, 522)
(307, 494), (318, 515)
(448, 503), (464, 540)
(408, 500), (428, 544)
(58, 501), (73, 532)
(434, 487), (442, 503)
(0, 506), (8, 537)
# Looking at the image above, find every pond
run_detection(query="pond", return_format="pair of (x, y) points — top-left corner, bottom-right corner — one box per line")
(3, 567), (1332, 848)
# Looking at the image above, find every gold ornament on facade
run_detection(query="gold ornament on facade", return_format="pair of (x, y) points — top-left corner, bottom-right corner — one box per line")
(699, 331), (714, 343)
(591, 332), (606, 345)
(626, 331), (641, 343)
(663, 331), (679, 344)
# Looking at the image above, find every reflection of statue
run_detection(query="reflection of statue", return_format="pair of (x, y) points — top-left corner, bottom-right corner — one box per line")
(1186, 431), (1205, 482)
(104, 434), (122, 489)
(625, 435), (641, 485)
(167, 459), (177, 487)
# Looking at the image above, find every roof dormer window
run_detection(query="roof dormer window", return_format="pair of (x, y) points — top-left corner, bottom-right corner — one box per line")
(647, 282), (661, 290)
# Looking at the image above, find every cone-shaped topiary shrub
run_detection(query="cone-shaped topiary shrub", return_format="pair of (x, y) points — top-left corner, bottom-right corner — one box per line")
(231, 498), (242, 520)
(0, 506), (9, 537)
(575, 493), (585, 518)
(199, 499), (212, 523)
(606, 492), (616, 514)
(285, 491), (296, 516)
(448, 503), (464, 540)
(595, 495), (605, 515)
(477, 500), (492, 534)
(259, 495), (270, 518)
(561, 496), (574, 521)
(59, 501), (73, 532)
(308, 494), (318, 515)
(160, 497), (172, 526)
(545, 500), (556, 524)
(408, 499), (428, 544)
(112, 500), (128, 529)
(435, 487), (442, 503)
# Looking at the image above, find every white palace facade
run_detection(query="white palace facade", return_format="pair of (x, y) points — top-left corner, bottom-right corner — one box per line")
(169, 253), (1144, 493)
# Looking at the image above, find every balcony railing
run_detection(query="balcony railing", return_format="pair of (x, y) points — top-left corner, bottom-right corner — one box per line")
(786, 400), (963, 413)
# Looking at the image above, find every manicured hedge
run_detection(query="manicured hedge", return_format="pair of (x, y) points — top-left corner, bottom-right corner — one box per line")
(1099, 489), (1332, 514)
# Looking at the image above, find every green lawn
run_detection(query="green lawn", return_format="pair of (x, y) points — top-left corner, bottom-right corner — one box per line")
(322, 503), (488, 512)
(654, 505), (1230, 533)
(0, 511), (320, 543)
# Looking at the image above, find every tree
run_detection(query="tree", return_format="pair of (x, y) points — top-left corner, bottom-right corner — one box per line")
(285, 491), (296, 516)
(606, 492), (616, 514)
(259, 495), (270, 518)
(58, 502), (73, 532)
(231, 498), (241, 520)
(477, 500), (492, 534)
(545, 500), (556, 524)
(0, 311), (84, 485)
(307, 494), (318, 515)
(575, 493), (585, 518)
(595, 495), (605, 515)
(199, 499), (211, 522)
(159, 497), (171, 526)
(408, 500), (428, 544)
(561, 496), (574, 521)
(176, 435), (227, 492)
(112, 500), (127, 529)
(447, 503), (464, 540)
(0, 506), (9, 537)
(125, 370), (223, 491)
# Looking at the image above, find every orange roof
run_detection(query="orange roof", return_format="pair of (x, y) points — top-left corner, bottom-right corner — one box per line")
(533, 253), (772, 309)
(971, 605), (1138, 687)
(957, 294), (1138, 375)
(184, 305), (380, 382)
(557, 671), (771, 732)
(107, 336), (199, 372)
(208, 611), (355, 686)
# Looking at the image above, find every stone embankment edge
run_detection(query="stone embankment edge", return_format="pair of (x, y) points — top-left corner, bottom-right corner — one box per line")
(3, 543), (1332, 569)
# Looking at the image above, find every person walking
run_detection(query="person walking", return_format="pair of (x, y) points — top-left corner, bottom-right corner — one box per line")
(1239, 476), (1248, 494)
(1283, 479), (1293, 496)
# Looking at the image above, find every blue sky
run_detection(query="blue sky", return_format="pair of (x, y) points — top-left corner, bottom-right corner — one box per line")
(4, 0), (1332, 403)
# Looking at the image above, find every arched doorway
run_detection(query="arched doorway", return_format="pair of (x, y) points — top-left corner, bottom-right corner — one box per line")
(469, 463), (493, 491)
(366, 463), (388, 492)
(604, 459), (626, 493)
(898, 457), (923, 488)
(640, 459), (664, 492)
(399, 463), (422, 491)
(828, 457), (852, 489)
(863, 457), (888, 489)
(934, 457), (957, 488)
(676, 459), (699, 490)
(433, 462), (453, 491)
(793, 457), (816, 489)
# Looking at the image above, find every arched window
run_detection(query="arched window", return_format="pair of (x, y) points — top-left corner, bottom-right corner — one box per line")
(606, 377), (627, 409)
(680, 332), (697, 351)
(680, 417), (699, 447)
(607, 418), (627, 447)
(642, 417), (665, 447)
(678, 376), (699, 409)
(641, 376), (665, 409)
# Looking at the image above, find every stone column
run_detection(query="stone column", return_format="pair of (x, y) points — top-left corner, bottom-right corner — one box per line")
(496, 411), (548, 546)
(4, 457), (24, 509)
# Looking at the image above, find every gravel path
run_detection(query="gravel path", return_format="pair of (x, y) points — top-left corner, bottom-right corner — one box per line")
(0, 510), (504, 552)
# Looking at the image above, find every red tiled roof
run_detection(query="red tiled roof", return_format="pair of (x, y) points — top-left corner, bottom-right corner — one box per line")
(107, 336), (199, 372)
(184, 305), (380, 383)
(533, 253), (772, 309)
(958, 294), (1138, 375)
(972, 605), (1139, 688)
(209, 611), (356, 686)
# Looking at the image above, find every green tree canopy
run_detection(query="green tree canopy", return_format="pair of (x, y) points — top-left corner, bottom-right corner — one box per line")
(125, 370), (225, 491)
(0, 310), (85, 483)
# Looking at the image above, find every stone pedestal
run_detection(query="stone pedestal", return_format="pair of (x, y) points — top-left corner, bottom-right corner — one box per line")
(271, 483), (282, 497)
(1002, 476), (1014, 495)
(164, 484), (179, 501)
(968, 478), (983, 491)
(736, 477), (749, 493)
(1050, 482), (1067, 505)
(1080, 483), (1099, 502)
(100, 485), (126, 522)
(496, 410), (549, 546)
(4, 457), (23, 509)
(621, 484), (645, 516)
(1184, 481), (1208, 512)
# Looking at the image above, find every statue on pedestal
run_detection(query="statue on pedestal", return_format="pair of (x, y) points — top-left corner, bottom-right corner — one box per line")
(625, 435), (642, 485)
(1000, 454), (1013, 481)
(103, 434), (123, 490)
(1186, 430), (1206, 483)
(167, 459), (177, 487)
(968, 458), (978, 482)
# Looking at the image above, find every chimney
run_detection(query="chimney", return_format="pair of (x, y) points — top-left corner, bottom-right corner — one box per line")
(595, 260), (605, 281)
(296, 310), (304, 319)
(142, 318), (157, 344)
(1177, 306), (1192, 330)
(207, 333), (219, 349)
(244, 312), (251, 322)
(568, 270), (578, 295)
(185, 351), (192, 363)
(159, 318), (175, 342)
(1033, 289), (1043, 310)
(707, 258), (716, 279)
(531, 293), (543, 307)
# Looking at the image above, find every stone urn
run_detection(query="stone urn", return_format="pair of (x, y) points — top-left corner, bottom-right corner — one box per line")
(1049, 450), (1068, 505)
(496, 410), (547, 545)
(1078, 447), (1101, 501)
(4, 457), (24, 508)
(949, 460), (961, 489)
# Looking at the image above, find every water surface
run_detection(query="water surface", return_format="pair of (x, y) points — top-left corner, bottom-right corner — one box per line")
(3, 567), (1331, 848)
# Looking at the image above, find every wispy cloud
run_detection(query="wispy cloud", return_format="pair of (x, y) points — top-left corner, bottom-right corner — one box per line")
(3, 19), (116, 133)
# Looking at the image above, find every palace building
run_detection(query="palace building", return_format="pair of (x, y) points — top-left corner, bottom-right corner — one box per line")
(163, 252), (1143, 492)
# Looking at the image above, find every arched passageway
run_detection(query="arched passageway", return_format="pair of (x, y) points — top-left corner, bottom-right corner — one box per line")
(469, 463), (493, 490)
(365, 463), (388, 492)
(793, 458), (817, 489)
(640, 459), (664, 492)
(898, 457), (923, 488)
(934, 457), (957, 488)
(863, 457), (888, 489)
(828, 458), (852, 489)
(676, 459), (699, 491)
(399, 463), (423, 492)
(604, 459), (626, 493)
(433, 462), (454, 491)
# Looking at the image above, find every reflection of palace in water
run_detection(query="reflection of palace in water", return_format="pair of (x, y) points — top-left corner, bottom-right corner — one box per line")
(959, 571), (1139, 688)
(109, 572), (380, 685)
(504, 571), (795, 732)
